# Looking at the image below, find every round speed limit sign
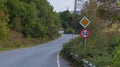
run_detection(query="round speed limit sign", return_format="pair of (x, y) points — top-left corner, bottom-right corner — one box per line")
(80, 29), (90, 38)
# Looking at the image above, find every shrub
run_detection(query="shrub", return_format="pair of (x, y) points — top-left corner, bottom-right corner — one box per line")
(113, 45), (120, 67)
(0, 11), (9, 41)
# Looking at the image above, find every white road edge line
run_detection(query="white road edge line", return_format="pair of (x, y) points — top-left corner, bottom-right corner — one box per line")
(57, 51), (61, 67)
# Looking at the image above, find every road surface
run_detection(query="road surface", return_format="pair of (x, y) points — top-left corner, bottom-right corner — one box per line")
(0, 34), (76, 67)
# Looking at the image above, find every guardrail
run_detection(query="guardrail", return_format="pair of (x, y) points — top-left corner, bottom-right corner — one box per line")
(71, 52), (96, 67)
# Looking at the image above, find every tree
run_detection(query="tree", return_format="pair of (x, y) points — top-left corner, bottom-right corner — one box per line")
(59, 10), (73, 33)
(0, 0), (60, 39)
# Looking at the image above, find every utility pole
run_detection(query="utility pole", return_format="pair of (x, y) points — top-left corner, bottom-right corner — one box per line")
(74, 0), (82, 14)
(74, 0), (77, 13)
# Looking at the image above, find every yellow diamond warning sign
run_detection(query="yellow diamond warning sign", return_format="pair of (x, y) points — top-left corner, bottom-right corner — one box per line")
(79, 16), (91, 28)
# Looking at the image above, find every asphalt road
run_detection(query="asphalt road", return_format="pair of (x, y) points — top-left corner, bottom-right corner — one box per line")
(0, 34), (76, 67)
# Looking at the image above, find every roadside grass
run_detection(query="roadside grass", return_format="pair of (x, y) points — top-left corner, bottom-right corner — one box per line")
(60, 32), (120, 67)
(60, 37), (83, 67)
(0, 31), (61, 51)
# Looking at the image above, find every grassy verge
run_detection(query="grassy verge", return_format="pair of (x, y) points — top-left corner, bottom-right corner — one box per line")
(0, 31), (61, 51)
(60, 32), (120, 67)
(60, 37), (83, 67)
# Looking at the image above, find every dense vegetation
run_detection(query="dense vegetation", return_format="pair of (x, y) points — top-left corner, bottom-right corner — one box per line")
(59, 10), (73, 33)
(97, 0), (120, 28)
(59, 10), (82, 33)
(61, 0), (120, 67)
(0, 0), (61, 50)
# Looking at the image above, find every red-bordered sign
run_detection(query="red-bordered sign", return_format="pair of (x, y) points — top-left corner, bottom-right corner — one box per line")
(80, 29), (90, 38)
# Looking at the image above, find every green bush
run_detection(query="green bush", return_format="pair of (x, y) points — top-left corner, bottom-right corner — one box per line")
(113, 45), (120, 67)
(64, 28), (73, 34)
(0, 11), (8, 41)
(60, 38), (83, 67)
(0, 0), (61, 38)
(109, 36), (120, 52)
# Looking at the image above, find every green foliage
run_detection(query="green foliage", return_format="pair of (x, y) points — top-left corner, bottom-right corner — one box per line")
(89, 56), (113, 67)
(31, 22), (46, 38)
(113, 45), (120, 67)
(0, 0), (61, 38)
(54, 13), (62, 30)
(109, 36), (120, 52)
(61, 35), (120, 67)
(60, 37), (83, 67)
(117, 2), (120, 6)
(0, 0), (62, 49)
(60, 10), (72, 29)
(0, 11), (9, 41)
(64, 28), (73, 34)
(59, 10), (83, 34)
(0, 30), (56, 51)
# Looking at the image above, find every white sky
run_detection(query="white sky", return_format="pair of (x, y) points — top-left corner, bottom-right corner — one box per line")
(47, 0), (88, 12)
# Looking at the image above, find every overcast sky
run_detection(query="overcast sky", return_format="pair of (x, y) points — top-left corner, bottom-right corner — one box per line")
(47, 0), (87, 12)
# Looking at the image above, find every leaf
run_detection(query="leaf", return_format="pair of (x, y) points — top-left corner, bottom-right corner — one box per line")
(117, 2), (120, 6)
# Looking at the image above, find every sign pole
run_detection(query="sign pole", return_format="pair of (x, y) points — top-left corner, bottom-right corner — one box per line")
(84, 38), (87, 46)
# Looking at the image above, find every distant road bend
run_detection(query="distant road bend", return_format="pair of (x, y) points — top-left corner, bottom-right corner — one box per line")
(0, 34), (77, 67)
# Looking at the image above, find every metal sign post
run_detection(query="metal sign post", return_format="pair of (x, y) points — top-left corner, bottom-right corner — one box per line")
(84, 38), (87, 46)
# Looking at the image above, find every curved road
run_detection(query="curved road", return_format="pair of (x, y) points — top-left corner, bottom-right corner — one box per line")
(0, 34), (76, 67)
